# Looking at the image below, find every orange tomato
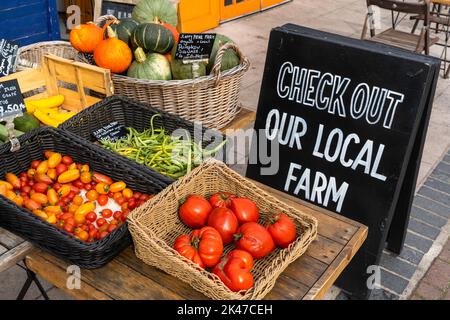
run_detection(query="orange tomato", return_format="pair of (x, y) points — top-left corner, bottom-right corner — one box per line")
(31, 193), (49, 205)
(36, 160), (49, 174)
(95, 182), (110, 194)
(75, 202), (96, 215)
(13, 195), (24, 207)
(5, 173), (21, 189)
(86, 190), (98, 201)
(80, 164), (90, 173)
(34, 173), (53, 184)
(33, 209), (48, 220)
(57, 169), (80, 184)
(27, 169), (36, 178)
(80, 171), (92, 184)
(72, 195), (84, 206)
(5, 190), (17, 201)
(25, 198), (42, 211)
(46, 214), (57, 224)
(47, 168), (57, 181)
(0, 180), (13, 190)
(44, 206), (62, 215)
(76, 230), (89, 242)
(47, 189), (59, 206)
(68, 204), (79, 214)
(109, 181), (126, 193)
(92, 172), (113, 185)
(74, 214), (86, 225)
(68, 163), (77, 170)
(48, 152), (62, 168)
(122, 188), (133, 199)
(57, 185), (71, 198)
(44, 150), (54, 158)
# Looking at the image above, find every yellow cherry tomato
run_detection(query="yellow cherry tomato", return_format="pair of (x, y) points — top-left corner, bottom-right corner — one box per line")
(74, 214), (86, 225)
(47, 189), (59, 206)
(0, 180), (13, 190)
(44, 206), (62, 215)
(86, 190), (98, 201)
(36, 160), (49, 175)
(46, 214), (57, 224)
(31, 193), (49, 205)
(68, 204), (79, 214)
(109, 181), (126, 193)
(33, 210), (48, 220)
(72, 195), (84, 206)
(57, 169), (80, 184)
(75, 202), (96, 216)
(48, 152), (62, 169)
(47, 168), (57, 181)
(80, 171), (92, 184)
(95, 182), (110, 194)
(57, 185), (71, 198)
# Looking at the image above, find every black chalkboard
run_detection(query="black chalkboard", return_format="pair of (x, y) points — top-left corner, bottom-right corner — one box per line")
(92, 121), (128, 142)
(246, 24), (440, 299)
(0, 79), (26, 122)
(175, 34), (216, 61)
(0, 39), (19, 77)
(101, 1), (134, 19)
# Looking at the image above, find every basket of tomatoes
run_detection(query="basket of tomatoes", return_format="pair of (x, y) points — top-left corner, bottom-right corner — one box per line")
(0, 127), (167, 269)
(127, 159), (318, 300)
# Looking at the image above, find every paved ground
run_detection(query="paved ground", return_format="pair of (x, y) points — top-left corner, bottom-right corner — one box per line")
(0, 0), (449, 299)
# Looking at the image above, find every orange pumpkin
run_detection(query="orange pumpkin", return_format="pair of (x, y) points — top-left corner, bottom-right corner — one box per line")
(70, 23), (103, 53)
(161, 22), (180, 43)
(94, 27), (132, 74)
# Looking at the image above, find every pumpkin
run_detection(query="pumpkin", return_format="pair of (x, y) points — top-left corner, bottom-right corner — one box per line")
(132, 0), (177, 26)
(162, 22), (179, 43)
(94, 27), (132, 74)
(103, 18), (139, 46)
(69, 23), (103, 53)
(207, 34), (240, 73)
(131, 23), (175, 54)
(127, 47), (172, 80)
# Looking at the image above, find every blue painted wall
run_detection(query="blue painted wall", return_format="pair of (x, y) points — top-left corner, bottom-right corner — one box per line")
(0, 0), (60, 46)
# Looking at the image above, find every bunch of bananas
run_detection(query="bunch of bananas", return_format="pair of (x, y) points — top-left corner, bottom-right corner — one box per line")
(25, 95), (76, 127)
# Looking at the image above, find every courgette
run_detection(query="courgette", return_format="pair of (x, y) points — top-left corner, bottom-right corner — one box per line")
(0, 124), (24, 142)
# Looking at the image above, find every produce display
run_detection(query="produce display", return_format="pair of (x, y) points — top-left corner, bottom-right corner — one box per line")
(100, 114), (227, 178)
(0, 151), (151, 242)
(69, 0), (240, 81)
(174, 192), (299, 292)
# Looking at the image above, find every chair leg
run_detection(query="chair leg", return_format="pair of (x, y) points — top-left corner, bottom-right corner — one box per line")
(16, 260), (50, 300)
(412, 19), (420, 34)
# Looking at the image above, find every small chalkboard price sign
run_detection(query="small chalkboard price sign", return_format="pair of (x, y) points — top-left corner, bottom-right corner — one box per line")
(92, 121), (128, 142)
(0, 39), (19, 77)
(246, 24), (440, 299)
(175, 34), (216, 61)
(0, 79), (26, 122)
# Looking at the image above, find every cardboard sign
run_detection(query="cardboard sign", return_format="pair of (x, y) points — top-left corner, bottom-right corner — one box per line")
(92, 121), (128, 142)
(0, 39), (19, 77)
(175, 34), (216, 61)
(246, 24), (440, 298)
(0, 79), (26, 121)
(101, 1), (135, 19)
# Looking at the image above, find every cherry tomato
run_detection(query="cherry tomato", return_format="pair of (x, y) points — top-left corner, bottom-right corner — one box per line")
(96, 218), (107, 227)
(86, 211), (97, 222)
(55, 163), (68, 176)
(127, 198), (136, 210)
(67, 191), (76, 201)
(76, 230), (89, 242)
(115, 196), (126, 205)
(36, 161), (49, 175)
(101, 209), (113, 218)
(61, 212), (74, 221)
(107, 224), (118, 233)
(31, 193), (49, 205)
(74, 214), (86, 225)
(44, 150), (54, 159)
(80, 171), (92, 184)
(122, 188), (133, 199)
(179, 195), (212, 228)
(72, 195), (84, 206)
(113, 211), (122, 220)
(97, 194), (108, 206)
(48, 152), (62, 169)
(21, 185), (31, 194)
(121, 203), (128, 211)
(113, 192), (122, 201)
(58, 169), (80, 184)
(61, 156), (73, 165)
(80, 164), (90, 173)
(34, 173), (53, 185)
(31, 160), (41, 169)
(95, 182), (110, 194)
(108, 192), (114, 198)
(32, 182), (49, 194)
(86, 190), (98, 201)
(84, 183), (93, 191)
(5, 173), (21, 190)
(109, 181), (126, 193)
(140, 194), (151, 202)
(230, 198), (259, 224)
(64, 223), (74, 233)
(133, 192), (142, 200)
(57, 185), (71, 198)
(27, 169), (36, 179)
(89, 229), (98, 240)
(98, 231), (109, 239)
(92, 172), (113, 185)
(73, 179), (85, 189)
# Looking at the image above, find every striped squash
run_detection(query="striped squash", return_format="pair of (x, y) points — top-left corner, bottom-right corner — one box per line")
(104, 18), (139, 46)
(131, 23), (174, 54)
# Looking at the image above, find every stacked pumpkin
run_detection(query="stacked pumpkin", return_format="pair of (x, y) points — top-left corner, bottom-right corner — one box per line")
(69, 0), (240, 81)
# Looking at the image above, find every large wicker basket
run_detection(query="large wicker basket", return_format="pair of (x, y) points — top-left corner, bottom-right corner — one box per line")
(17, 41), (78, 70)
(127, 160), (318, 300)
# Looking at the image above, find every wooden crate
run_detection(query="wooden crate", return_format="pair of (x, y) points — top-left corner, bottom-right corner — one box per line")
(0, 54), (113, 112)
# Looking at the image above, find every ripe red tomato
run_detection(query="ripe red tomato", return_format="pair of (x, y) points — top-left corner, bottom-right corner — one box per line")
(209, 192), (236, 208)
(207, 207), (239, 245)
(173, 226), (223, 268)
(98, 231), (109, 239)
(89, 229), (98, 240)
(86, 211), (97, 223)
(113, 211), (122, 220)
(96, 218), (107, 227)
(55, 163), (68, 176)
(212, 250), (254, 292)
(230, 198), (259, 224)
(234, 222), (275, 259)
(140, 194), (151, 202)
(31, 160), (41, 169)
(73, 180), (84, 189)
(267, 212), (297, 248)
(61, 156), (73, 165)
(107, 224), (117, 233)
(32, 182), (49, 194)
(179, 195), (212, 228)
(101, 208), (113, 218)
(97, 194), (108, 206)
(21, 185), (31, 194)
(128, 198), (137, 210)
(64, 223), (74, 233)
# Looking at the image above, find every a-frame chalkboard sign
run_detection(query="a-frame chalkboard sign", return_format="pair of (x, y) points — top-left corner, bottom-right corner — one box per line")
(246, 24), (440, 298)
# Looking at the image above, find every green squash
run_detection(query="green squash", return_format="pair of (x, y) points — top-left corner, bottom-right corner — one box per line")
(131, 23), (174, 54)
(127, 47), (172, 80)
(171, 60), (207, 80)
(207, 34), (240, 74)
(132, 0), (177, 26)
(104, 18), (139, 46)
(13, 113), (40, 132)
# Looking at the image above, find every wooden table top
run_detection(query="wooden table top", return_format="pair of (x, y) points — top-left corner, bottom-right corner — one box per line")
(0, 107), (367, 299)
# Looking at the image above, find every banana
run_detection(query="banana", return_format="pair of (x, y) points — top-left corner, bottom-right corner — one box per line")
(26, 95), (65, 112)
(34, 109), (63, 128)
(47, 111), (76, 122)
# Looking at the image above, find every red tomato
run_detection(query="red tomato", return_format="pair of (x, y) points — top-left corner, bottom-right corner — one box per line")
(128, 198), (137, 210)
(86, 212), (97, 223)
(179, 195), (212, 228)
(140, 194), (151, 202)
(84, 183), (93, 191)
(115, 196), (125, 205)
(234, 222), (275, 259)
(21, 185), (31, 194)
(212, 250), (254, 292)
(73, 180), (84, 189)
(64, 223), (74, 233)
(97, 194), (108, 206)
(207, 207), (239, 245)
(113, 211), (122, 220)
(133, 192), (142, 200)
(55, 163), (68, 176)
(107, 224), (117, 233)
(32, 182), (49, 194)
(61, 156), (73, 165)
(31, 160), (41, 169)
(98, 231), (109, 239)
(267, 212), (297, 248)
(230, 198), (259, 224)
(91, 172), (113, 185)
(173, 226), (223, 268)
(89, 229), (98, 240)
(209, 192), (236, 208)
(96, 218), (107, 227)
(101, 208), (113, 218)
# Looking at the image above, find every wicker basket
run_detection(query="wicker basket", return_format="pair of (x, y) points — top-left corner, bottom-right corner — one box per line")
(0, 127), (168, 269)
(17, 41), (78, 70)
(127, 160), (318, 300)
(60, 95), (229, 184)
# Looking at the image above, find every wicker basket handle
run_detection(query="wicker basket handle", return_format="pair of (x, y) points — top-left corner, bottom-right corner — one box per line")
(211, 43), (248, 87)
(96, 15), (119, 26)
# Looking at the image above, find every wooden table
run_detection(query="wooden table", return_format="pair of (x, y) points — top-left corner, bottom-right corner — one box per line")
(0, 108), (368, 300)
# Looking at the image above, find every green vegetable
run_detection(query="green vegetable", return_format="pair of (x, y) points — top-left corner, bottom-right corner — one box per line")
(0, 124), (24, 142)
(131, 23), (174, 54)
(127, 48), (172, 80)
(13, 113), (40, 132)
(100, 114), (227, 178)
(132, 0), (178, 26)
(104, 18), (139, 46)
(207, 34), (240, 73)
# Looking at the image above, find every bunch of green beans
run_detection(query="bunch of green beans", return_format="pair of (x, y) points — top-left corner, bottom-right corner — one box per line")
(100, 114), (227, 179)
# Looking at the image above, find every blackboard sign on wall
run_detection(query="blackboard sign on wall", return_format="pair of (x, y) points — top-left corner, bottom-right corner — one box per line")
(246, 24), (440, 298)
(0, 39), (19, 77)
(175, 34), (216, 61)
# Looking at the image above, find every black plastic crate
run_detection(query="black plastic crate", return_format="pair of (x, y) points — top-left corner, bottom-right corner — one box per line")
(59, 95), (229, 184)
(0, 127), (168, 269)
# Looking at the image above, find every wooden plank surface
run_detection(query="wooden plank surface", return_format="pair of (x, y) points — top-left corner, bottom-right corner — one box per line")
(24, 179), (367, 300)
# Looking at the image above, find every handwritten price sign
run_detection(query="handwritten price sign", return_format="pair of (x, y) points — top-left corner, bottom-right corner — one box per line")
(0, 79), (26, 121)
